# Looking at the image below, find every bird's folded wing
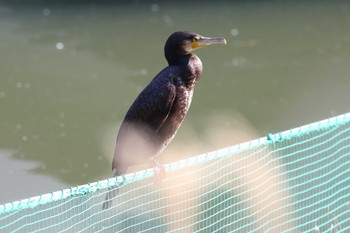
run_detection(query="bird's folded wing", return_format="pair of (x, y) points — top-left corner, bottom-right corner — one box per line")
(124, 77), (177, 132)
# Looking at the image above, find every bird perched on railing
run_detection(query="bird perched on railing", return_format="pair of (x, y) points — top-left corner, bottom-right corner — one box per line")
(103, 31), (226, 209)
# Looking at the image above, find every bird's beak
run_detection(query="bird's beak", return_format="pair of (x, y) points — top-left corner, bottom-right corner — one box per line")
(191, 36), (227, 50)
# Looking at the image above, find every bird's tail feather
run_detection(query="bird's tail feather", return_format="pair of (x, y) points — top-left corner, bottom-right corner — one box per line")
(102, 187), (119, 210)
(102, 171), (123, 210)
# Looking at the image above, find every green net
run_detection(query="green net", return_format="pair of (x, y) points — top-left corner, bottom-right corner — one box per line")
(1, 113), (350, 232)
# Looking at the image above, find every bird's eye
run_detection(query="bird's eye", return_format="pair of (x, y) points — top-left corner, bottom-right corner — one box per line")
(193, 37), (200, 42)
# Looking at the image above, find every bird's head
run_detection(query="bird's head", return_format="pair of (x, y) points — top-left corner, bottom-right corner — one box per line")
(164, 31), (226, 64)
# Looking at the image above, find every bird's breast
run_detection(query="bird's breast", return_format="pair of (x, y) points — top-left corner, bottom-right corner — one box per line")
(158, 86), (194, 149)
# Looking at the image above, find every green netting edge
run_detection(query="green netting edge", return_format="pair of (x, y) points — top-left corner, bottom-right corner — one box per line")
(1, 112), (349, 215)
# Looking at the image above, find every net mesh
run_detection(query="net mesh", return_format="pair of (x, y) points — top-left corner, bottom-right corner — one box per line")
(1, 113), (350, 232)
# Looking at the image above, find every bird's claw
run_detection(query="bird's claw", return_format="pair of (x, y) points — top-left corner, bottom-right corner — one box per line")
(151, 159), (165, 185)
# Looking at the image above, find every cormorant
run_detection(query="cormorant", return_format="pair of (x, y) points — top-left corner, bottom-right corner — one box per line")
(103, 31), (226, 209)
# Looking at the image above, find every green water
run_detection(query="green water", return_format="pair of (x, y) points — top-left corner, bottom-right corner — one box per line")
(0, 1), (350, 200)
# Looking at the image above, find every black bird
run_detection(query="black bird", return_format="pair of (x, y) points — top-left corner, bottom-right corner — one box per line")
(103, 31), (226, 209)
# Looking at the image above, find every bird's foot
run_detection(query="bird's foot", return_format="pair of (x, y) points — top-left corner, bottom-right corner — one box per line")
(150, 159), (165, 185)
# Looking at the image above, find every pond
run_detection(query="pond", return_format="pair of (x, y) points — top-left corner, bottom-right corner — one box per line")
(0, 0), (349, 202)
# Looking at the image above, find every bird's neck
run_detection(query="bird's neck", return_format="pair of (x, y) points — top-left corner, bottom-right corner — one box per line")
(168, 54), (203, 88)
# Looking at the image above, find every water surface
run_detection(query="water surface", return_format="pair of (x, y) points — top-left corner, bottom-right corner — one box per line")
(0, 1), (350, 201)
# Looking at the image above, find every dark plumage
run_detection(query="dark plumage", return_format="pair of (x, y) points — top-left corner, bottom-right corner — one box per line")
(103, 31), (226, 209)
